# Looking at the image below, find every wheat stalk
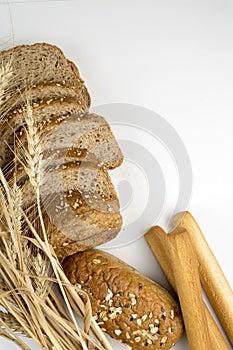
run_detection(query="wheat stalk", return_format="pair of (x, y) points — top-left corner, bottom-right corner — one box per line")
(0, 54), (113, 350)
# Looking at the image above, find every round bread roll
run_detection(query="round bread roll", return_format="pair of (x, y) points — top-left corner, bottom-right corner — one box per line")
(63, 249), (184, 350)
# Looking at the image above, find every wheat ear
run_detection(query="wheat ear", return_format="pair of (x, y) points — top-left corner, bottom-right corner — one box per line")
(0, 61), (12, 106)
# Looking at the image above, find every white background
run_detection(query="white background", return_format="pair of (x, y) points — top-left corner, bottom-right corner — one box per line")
(0, 1), (232, 349)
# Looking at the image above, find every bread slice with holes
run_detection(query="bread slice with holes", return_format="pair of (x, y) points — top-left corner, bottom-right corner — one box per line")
(62, 249), (183, 350)
(0, 43), (90, 110)
(22, 162), (122, 258)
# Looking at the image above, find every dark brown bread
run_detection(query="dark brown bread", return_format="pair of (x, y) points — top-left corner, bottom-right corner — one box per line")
(25, 201), (121, 258)
(63, 249), (184, 350)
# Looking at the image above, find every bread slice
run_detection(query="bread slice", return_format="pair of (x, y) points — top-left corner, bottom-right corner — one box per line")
(22, 162), (122, 258)
(0, 43), (90, 110)
(15, 112), (123, 171)
(26, 202), (121, 258)
(1, 83), (86, 118)
(38, 112), (123, 169)
(20, 161), (119, 206)
(0, 98), (86, 168)
(1, 92), (85, 135)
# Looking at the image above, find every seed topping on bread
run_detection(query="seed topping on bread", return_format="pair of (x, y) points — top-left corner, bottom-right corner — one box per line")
(63, 249), (183, 349)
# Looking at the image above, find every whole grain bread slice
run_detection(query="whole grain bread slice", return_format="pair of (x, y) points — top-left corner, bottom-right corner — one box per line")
(0, 83), (86, 118)
(36, 112), (123, 169)
(15, 112), (123, 170)
(0, 98), (86, 168)
(22, 162), (122, 258)
(0, 43), (90, 112)
(25, 201), (121, 258)
(20, 161), (119, 207)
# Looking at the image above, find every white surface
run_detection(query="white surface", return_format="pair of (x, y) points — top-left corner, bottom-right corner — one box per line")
(0, 1), (233, 349)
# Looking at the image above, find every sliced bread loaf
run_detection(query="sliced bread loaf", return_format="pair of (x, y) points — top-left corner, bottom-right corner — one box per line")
(1, 42), (123, 259)
(0, 43), (90, 110)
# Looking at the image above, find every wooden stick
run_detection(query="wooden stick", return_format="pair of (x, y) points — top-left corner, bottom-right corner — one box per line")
(145, 226), (231, 350)
(174, 211), (233, 346)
